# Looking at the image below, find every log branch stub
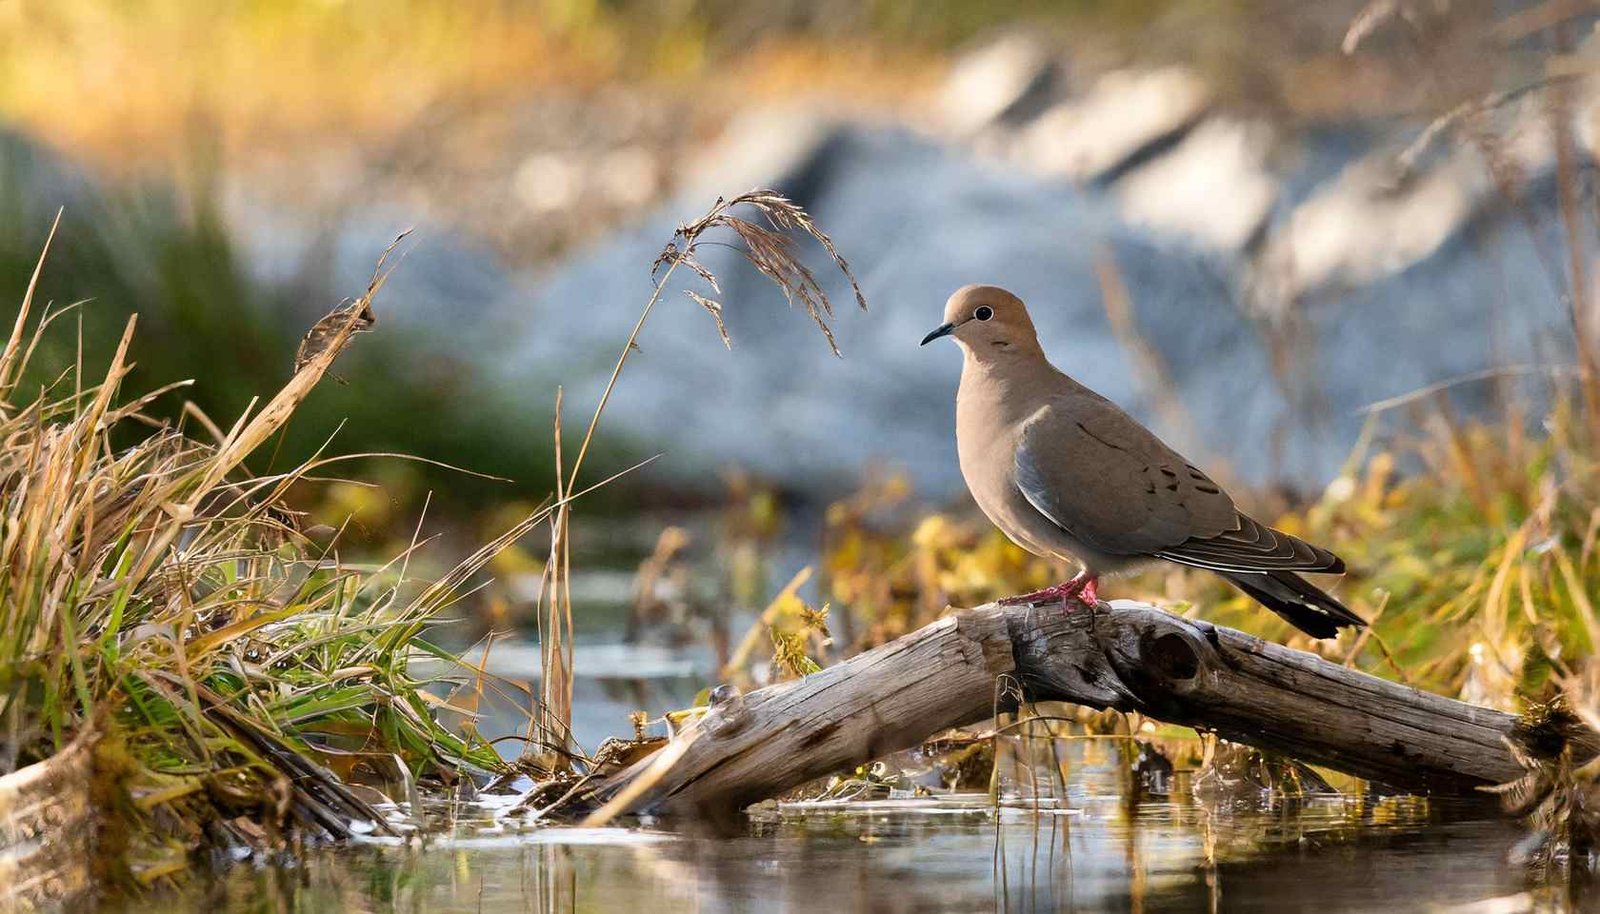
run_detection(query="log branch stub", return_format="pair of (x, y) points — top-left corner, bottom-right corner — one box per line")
(588, 601), (1570, 820)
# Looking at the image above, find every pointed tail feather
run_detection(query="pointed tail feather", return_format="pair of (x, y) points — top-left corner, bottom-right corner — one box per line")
(1220, 570), (1365, 639)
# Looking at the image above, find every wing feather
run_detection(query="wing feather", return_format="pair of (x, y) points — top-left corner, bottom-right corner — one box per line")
(1157, 515), (1345, 573)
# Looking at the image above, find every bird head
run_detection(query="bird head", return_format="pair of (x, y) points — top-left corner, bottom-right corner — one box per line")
(920, 284), (1039, 354)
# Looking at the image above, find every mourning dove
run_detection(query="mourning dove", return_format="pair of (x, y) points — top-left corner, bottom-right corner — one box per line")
(921, 284), (1363, 639)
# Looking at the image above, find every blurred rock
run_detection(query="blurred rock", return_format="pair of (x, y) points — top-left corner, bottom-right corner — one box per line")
(1114, 118), (1278, 253)
(1012, 67), (1211, 182)
(238, 200), (514, 332)
(682, 105), (839, 203)
(938, 35), (1062, 137)
(208, 46), (1593, 503)
(497, 114), (1577, 498)
(1252, 150), (1488, 308)
(1251, 90), (1559, 308)
(501, 129), (1217, 491)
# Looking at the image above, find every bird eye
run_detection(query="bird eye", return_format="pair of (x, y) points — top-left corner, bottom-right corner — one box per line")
(974, 305), (994, 322)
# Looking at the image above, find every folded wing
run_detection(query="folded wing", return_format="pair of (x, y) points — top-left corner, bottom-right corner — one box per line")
(1012, 398), (1342, 574)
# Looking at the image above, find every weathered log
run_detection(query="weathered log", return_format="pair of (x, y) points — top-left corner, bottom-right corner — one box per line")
(591, 601), (1575, 820)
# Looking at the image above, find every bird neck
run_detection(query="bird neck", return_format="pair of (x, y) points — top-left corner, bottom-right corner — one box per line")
(957, 335), (1046, 369)
(957, 348), (1057, 424)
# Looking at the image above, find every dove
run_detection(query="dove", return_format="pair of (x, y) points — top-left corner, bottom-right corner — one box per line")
(921, 284), (1363, 639)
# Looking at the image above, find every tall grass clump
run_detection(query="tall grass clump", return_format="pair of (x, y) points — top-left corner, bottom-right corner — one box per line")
(0, 226), (551, 886)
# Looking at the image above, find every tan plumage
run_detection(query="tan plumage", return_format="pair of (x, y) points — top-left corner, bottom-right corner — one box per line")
(922, 284), (1363, 639)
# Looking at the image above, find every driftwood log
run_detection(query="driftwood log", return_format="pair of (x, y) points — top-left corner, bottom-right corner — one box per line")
(588, 600), (1582, 820)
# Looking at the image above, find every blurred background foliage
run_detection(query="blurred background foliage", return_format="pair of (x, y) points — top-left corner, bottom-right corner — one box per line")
(0, 0), (1594, 711)
(0, 157), (558, 519)
(0, 0), (1239, 163)
(0, 0), (1493, 509)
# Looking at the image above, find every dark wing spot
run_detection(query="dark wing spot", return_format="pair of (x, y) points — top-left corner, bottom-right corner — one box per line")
(1195, 483), (1221, 494)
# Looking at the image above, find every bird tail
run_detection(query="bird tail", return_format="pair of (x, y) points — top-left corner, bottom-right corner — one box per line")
(1220, 570), (1365, 639)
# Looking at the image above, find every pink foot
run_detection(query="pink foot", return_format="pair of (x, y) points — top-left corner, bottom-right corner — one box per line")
(998, 573), (1100, 608)
(1078, 577), (1099, 606)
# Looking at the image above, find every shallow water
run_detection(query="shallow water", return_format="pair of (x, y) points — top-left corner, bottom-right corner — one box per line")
(131, 733), (1574, 914)
(151, 803), (1539, 913)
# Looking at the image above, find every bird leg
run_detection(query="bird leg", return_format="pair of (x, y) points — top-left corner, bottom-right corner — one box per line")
(998, 571), (1099, 609)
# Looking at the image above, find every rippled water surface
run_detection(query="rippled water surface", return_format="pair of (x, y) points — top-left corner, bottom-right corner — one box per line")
(132, 735), (1568, 914)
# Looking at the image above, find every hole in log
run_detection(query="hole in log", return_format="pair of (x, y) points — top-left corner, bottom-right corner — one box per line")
(1148, 632), (1199, 682)
(801, 720), (841, 750)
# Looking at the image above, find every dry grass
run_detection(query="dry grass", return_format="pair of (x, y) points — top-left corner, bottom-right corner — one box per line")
(659, 190), (866, 355)
(0, 225), (625, 884)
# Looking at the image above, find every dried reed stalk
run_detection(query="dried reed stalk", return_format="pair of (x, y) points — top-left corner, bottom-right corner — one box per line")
(531, 189), (864, 770)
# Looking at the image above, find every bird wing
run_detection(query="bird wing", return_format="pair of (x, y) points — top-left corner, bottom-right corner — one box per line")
(1012, 396), (1344, 573)
(1157, 514), (1345, 574)
(1013, 397), (1238, 556)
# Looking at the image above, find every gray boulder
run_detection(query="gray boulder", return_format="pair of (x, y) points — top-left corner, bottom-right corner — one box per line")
(501, 116), (1577, 499)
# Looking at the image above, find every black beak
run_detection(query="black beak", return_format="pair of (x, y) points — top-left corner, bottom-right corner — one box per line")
(920, 322), (956, 346)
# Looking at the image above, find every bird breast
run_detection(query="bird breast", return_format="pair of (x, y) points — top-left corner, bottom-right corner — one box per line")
(955, 366), (1062, 560)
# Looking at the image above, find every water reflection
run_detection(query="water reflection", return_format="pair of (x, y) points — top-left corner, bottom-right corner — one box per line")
(149, 798), (1534, 913)
(131, 733), (1567, 914)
